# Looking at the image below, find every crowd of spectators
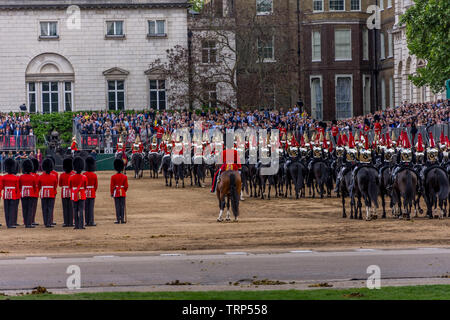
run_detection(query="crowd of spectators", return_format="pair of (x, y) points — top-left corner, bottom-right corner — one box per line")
(74, 100), (450, 146)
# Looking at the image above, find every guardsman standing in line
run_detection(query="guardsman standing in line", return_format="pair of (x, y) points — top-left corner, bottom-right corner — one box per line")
(59, 158), (74, 227)
(83, 156), (98, 227)
(111, 159), (128, 224)
(31, 158), (40, 226)
(47, 156), (59, 226)
(38, 159), (57, 228)
(69, 157), (87, 230)
(2, 158), (19, 228)
(19, 159), (36, 228)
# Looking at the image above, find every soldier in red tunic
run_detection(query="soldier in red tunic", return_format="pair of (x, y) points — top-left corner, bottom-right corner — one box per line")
(30, 158), (40, 226)
(38, 159), (58, 228)
(111, 159), (128, 224)
(70, 157), (87, 230)
(46, 156), (59, 226)
(2, 158), (20, 228)
(19, 159), (37, 228)
(70, 136), (78, 156)
(59, 158), (74, 227)
(83, 156), (98, 227)
(210, 148), (241, 193)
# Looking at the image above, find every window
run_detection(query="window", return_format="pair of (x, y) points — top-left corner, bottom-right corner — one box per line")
(108, 80), (125, 111)
(150, 80), (166, 110)
(350, 0), (360, 10)
(310, 77), (323, 120)
(311, 31), (321, 62)
(329, 0), (344, 11)
(387, 0), (392, 7)
(389, 77), (394, 108)
(380, 32), (385, 60)
(388, 33), (393, 57)
(42, 82), (59, 113)
(202, 40), (217, 64)
(256, 0), (273, 14)
(148, 20), (166, 36)
(335, 76), (352, 119)
(362, 27), (369, 60)
(335, 29), (351, 61)
(203, 83), (217, 108)
(64, 82), (73, 112)
(257, 37), (274, 61)
(380, 0), (384, 10)
(381, 78), (386, 110)
(106, 21), (124, 36)
(40, 21), (58, 38)
(313, 0), (323, 11)
(27, 83), (37, 113)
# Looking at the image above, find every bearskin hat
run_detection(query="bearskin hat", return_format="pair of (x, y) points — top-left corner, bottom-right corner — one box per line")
(319, 121), (327, 129)
(85, 156), (96, 172)
(73, 157), (85, 174)
(332, 120), (337, 125)
(114, 159), (124, 173)
(31, 158), (39, 173)
(42, 158), (53, 174)
(63, 157), (73, 174)
(47, 155), (56, 166)
(5, 158), (16, 175)
(22, 159), (33, 174)
(374, 114), (381, 122)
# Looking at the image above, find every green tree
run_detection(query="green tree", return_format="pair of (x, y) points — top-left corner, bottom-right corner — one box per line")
(189, 0), (205, 12)
(400, 0), (450, 93)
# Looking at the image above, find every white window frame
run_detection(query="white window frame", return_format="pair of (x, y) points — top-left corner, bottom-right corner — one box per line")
(310, 75), (323, 121)
(350, 0), (361, 11)
(107, 80), (126, 111)
(257, 36), (275, 62)
(311, 31), (321, 62)
(334, 29), (352, 61)
(148, 20), (167, 37)
(149, 79), (167, 111)
(204, 83), (217, 108)
(335, 74), (353, 120)
(381, 77), (386, 110)
(27, 82), (37, 113)
(63, 82), (73, 112)
(387, 0), (392, 8)
(362, 75), (371, 115)
(388, 32), (393, 58)
(362, 27), (369, 61)
(106, 20), (125, 37)
(389, 77), (394, 108)
(380, 0), (384, 10)
(39, 21), (58, 38)
(41, 81), (59, 114)
(329, 0), (345, 11)
(380, 32), (385, 60)
(313, 0), (324, 12)
(256, 0), (273, 15)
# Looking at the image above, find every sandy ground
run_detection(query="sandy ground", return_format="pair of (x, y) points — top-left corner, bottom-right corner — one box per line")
(0, 171), (449, 257)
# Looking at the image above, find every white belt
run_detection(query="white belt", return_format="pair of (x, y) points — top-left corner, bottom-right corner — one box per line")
(41, 186), (53, 198)
(62, 186), (70, 198)
(87, 186), (94, 189)
(113, 185), (124, 197)
(22, 186), (32, 197)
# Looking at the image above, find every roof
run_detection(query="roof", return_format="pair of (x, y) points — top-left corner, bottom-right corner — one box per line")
(0, 0), (190, 10)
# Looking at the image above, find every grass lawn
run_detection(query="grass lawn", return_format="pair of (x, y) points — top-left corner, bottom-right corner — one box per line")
(1, 285), (450, 300)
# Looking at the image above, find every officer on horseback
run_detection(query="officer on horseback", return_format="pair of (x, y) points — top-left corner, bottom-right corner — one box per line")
(211, 145), (242, 193)
(348, 133), (373, 194)
(420, 131), (440, 186)
(334, 133), (354, 193)
(387, 131), (416, 192)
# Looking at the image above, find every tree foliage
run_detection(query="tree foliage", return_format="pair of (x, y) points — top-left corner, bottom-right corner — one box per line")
(30, 112), (74, 145)
(400, 0), (450, 93)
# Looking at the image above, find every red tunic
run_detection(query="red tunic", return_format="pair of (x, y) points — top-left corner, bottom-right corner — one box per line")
(69, 174), (87, 202)
(59, 171), (74, 199)
(220, 149), (242, 171)
(19, 174), (38, 198)
(374, 122), (382, 135)
(38, 173), (58, 198)
(116, 143), (126, 153)
(156, 126), (164, 139)
(110, 173), (128, 197)
(132, 143), (144, 154)
(30, 172), (39, 198)
(83, 172), (98, 199)
(71, 141), (78, 151)
(2, 174), (20, 200)
(150, 143), (159, 153)
(332, 126), (339, 137)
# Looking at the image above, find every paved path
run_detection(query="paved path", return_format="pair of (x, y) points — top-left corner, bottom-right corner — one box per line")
(0, 248), (449, 293)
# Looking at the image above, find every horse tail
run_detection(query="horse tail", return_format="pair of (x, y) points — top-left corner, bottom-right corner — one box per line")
(296, 164), (304, 190)
(403, 170), (415, 207)
(435, 169), (449, 202)
(368, 169), (379, 208)
(230, 172), (239, 218)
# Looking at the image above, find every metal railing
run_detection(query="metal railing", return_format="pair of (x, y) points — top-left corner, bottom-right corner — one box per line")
(0, 135), (36, 151)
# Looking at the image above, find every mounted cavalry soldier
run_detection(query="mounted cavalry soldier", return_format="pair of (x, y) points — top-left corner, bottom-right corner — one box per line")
(149, 136), (160, 154)
(70, 136), (78, 156)
(349, 133), (374, 194)
(387, 131), (415, 192)
(132, 136), (144, 155)
(419, 131), (440, 188)
(284, 134), (300, 172)
(210, 145), (242, 193)
(334, 132), (357, 192)
(379, 132), (396, 167)
(116, 136), (128, 170)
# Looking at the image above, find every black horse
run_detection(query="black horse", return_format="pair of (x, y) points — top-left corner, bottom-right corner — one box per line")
(352, 166), (380, 220)
(286, 160), (307, 199)
(391, 168), (417, 220)
(423, 167), (449, 219)
(148, 151), (162, 179)
(310, 161), (330, 198)
(161, 154), (173, 187)
(131, 153), (144, 179)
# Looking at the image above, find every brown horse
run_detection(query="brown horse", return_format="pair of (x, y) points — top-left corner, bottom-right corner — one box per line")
(216, 170), (242, 222)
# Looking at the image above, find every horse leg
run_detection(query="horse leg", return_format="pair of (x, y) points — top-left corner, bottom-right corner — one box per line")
(226, 196), (231, 221)
(357, 196), (363, 220)
(381, 192), (386, 219)
(217, 198), (226, 222)
(268, 181), (271, 200)
(342, 194), (347, 218)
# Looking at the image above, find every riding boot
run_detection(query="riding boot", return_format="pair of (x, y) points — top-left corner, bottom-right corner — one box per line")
(333, 178), (340, 193)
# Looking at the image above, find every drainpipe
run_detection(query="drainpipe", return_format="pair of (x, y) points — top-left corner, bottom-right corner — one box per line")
(297, 0), (301, 107)
(373, 0), (379, 112)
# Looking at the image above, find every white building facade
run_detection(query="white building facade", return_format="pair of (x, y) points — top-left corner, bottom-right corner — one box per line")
(0, 0), (192, 112)
(392, 0), (446, 106)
